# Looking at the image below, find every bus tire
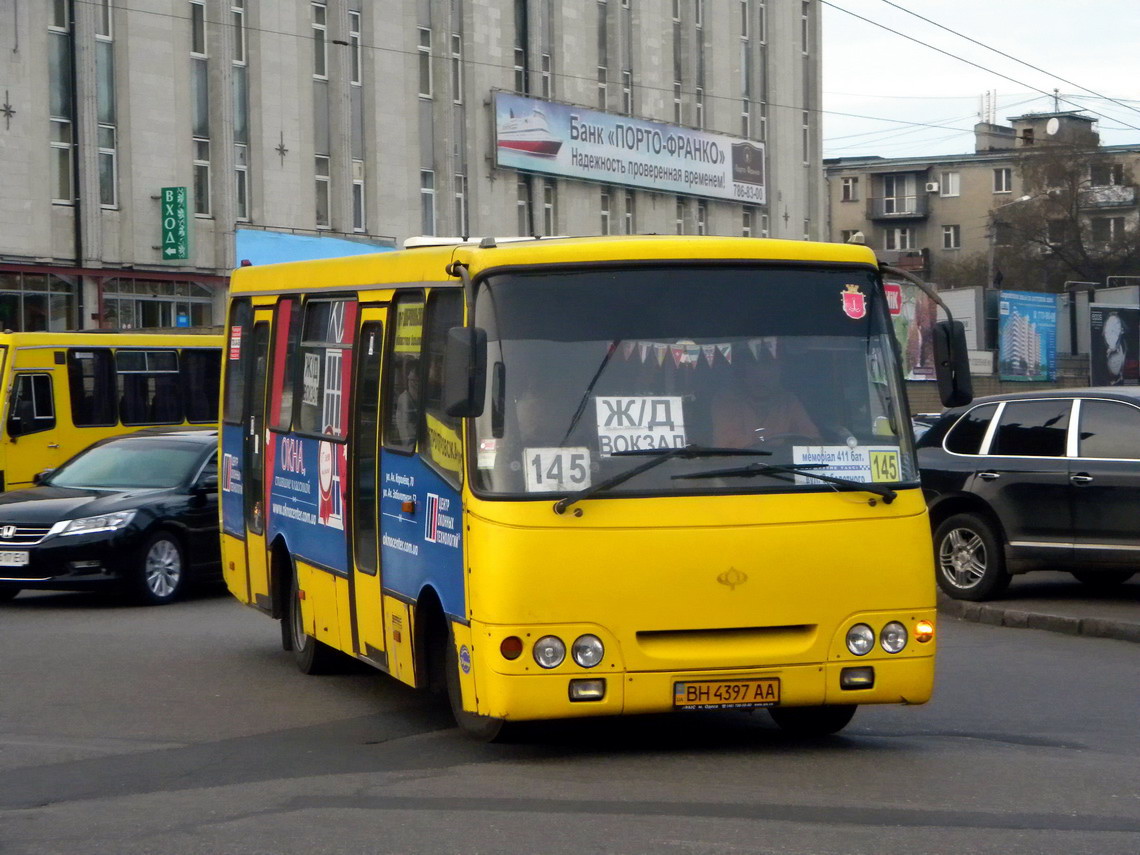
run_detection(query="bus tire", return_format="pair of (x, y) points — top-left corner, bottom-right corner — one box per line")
(444, 627), (510, 742)
(286, 566), (341, 675)
(0, 585), (20, 602)
(130, 530), (187, 606)
(768, 704), (857, 736)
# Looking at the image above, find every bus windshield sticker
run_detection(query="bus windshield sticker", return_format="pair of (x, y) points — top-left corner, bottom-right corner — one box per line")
(594, 396), (686, 456)
(524, 447), (591, 492)
(477, 438), (499, 469)
(792, 446), (901, 484)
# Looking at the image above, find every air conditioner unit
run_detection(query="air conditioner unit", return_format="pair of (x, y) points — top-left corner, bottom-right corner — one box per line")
(925, 182), (940, 193)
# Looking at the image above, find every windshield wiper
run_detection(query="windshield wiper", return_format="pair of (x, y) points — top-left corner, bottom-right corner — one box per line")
(552, 445), (772, 515)
(672, 462), (898, 504)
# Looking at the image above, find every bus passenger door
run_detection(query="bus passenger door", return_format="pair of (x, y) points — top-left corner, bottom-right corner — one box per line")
(243, 319), (273, 603)
(4, 371), (64, 488)
(350, 313), (387, 664)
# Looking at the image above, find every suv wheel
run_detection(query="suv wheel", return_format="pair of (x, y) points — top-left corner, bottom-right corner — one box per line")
(933, 513), (1010, 601)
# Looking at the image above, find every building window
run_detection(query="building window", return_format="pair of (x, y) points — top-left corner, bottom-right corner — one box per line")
(673, 82), (682, 124)
(741, 100), (751, 138)
(600, 187), (611, 235)
(190, 0), (206, 56)
(993, 222), (1013, 246)
(672, 0), (681, 22)
(943, 224), (961, 250)
(353, 160), (366, 232)
(760, 212), (769, 237)
(939, 171), (960, 197)
(315, 155), (330, 228)
(803, 219), (811, 241)
(758, 101), (767, 141)
(50, 121), (73, 204)
(420, 170), (436, 235)
(0, 271), (78, 331)
(743, 207), (754, 237)
(312, 3), (327, 79)
(231, 0), (246, 64)
(597, 66), (608, 109)
(675, 198), (685, 234)
(102, 279), (214, 330)
(514, 47), (526, 94)
(695, 87), (704, 128)
(543, 180), (557, 235)
(993, 167), (1012, 193)
(349, 10), (361, 84)
(418, 28), (432, 97)
(235, 143), (249, 221)
(1092, 216), (1125, 244)
(540, 53), (552, 99)
(758, 0), (767, 43)
(450, 33), (462, 103)
(801, 0), (810, 53)
(516, 178), (532, 235)
(49, 7), (74, 204)
(695, 0), (704, 28)
(740, 0), (750, 38)
(885, 227), (914, 251)
(454, 174), (468, 237)
(841, 177), (859, 202)
(193, 139), (210, 216)
(697, 201), (707, 235)
(802, 110), (810, 164)
(622, 69), (633, 114)
(1091, 163), (1125, 186)
(623, 191), (635, 234)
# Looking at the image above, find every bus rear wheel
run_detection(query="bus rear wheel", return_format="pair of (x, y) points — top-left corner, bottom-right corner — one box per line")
(287, 568), (341, 675)
(768, 704), (857, 736)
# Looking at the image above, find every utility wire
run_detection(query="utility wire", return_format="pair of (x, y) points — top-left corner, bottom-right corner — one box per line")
(876, 0), (1140, 122)
(821, 0), (1140, 135)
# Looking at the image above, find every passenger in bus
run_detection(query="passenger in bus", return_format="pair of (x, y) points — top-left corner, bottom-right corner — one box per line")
(711, 345), (819, 447)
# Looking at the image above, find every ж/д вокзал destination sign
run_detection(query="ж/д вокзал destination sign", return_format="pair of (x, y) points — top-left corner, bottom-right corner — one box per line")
(161, 187), (190, 260)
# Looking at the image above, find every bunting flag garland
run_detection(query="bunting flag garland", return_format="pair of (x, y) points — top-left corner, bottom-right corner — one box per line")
(717, 343), (733, 364)
(612, 339), (749, 368)
(702, 344), (716, 366)
(638, 341), (650, 363)
(654, 343), (667, 366)
(622, 341), (636, 361)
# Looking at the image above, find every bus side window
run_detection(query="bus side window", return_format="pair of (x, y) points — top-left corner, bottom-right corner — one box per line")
(295, 298), (356, 439)
(421, 290), (464, 483)
(383, 293), (425, 452)
(181, 349), (222, 423)
(268, 298), (300, 431)
(223, 299), (254, 425)
(117, 350), (182, 425)
(67, 348), (117, 427)
(8, 373), (56, 437)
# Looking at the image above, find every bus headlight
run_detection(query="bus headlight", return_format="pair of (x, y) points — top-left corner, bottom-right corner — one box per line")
(846, 623), (875, 656)
(571, 634), (604, 668)
(880, 621), (908, 654)
(533, 636), (566, 669)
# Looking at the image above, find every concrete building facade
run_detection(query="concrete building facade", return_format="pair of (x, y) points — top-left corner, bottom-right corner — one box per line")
(0, 0), (825, 331)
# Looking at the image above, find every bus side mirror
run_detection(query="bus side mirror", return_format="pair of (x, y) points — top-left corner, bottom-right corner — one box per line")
(443, 326), (487, 418)
(933, 320), (973, 408)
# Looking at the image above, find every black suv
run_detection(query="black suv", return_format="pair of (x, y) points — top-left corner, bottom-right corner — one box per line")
(917, 388), (1139, 600)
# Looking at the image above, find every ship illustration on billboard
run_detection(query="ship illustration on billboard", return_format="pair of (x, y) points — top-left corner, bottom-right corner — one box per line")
(497, 107), (563, 157)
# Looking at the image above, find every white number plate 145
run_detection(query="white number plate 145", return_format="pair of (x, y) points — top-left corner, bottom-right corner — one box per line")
(524, 447), (592, 493)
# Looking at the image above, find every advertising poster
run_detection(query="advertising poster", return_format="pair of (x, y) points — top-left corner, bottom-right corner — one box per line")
(1089, 304), (1140, 385)
(494, 92), (765, 204)
(885, 280), (937, 380)
(998, 290), (1058, 381)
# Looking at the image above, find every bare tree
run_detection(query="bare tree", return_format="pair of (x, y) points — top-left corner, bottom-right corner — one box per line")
(931, 252), (988, 290)
(990, 142), (1140, 291)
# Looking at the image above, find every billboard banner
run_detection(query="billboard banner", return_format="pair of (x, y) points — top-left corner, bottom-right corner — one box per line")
(884, 280), (937, 380)
(998, 290), (1058, 381)
(1089, 303), (1140, 385)
(493, 92), (766, 204)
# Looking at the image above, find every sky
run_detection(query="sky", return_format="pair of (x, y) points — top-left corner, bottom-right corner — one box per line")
(821, 0), (1140, 159)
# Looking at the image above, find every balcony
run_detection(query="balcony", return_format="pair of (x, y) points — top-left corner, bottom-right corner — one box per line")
(867, 194), (929, 220)
(1079, 185), (1137, 209)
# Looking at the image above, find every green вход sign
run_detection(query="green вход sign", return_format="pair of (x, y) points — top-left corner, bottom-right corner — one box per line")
(161, 187), (190, 260)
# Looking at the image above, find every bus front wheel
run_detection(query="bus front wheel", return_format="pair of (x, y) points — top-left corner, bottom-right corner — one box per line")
(444, 629), (511, 742)
(768, 704), (857, 736)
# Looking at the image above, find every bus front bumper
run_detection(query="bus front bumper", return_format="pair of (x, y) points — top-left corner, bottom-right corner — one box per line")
(472, 656), (935, 722)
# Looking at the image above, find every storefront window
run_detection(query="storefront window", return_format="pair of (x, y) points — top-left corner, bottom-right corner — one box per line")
(102, 278), (215, 330)
(0, 271), (78, 331)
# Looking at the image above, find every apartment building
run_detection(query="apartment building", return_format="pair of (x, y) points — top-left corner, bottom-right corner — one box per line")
(0, 0), (825, 331)
(825, 112), (1140, 289)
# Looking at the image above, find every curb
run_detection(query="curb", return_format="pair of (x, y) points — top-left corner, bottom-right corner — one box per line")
(936, 597), (1140, 644)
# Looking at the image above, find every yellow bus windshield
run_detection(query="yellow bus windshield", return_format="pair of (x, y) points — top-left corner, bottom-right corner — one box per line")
(470, 264), (915, 497)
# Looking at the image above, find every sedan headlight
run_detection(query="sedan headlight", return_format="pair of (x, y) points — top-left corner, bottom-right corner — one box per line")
(50, 510), (138, 537)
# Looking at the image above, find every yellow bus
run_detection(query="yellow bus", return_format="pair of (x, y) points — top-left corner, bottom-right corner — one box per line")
(220, 236), (971, 739)
(1, 331), (223, 491)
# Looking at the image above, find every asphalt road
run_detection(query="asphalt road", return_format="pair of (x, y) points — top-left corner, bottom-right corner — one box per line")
(1, 589), (1137, 855)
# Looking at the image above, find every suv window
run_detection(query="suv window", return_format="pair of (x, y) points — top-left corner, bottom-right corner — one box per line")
(1077, 400), (1140, 459)
(944, 403), (998, 454)
(990, 400), (1070, 457)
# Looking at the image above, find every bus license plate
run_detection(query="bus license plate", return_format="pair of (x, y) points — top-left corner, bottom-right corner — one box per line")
(673, 678), (780, 710)
(0, 551), (29, 567)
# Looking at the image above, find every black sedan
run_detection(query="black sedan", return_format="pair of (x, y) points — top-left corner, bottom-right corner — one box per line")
(917, 388), (1139, 600)
(0, 430), (220, 605)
